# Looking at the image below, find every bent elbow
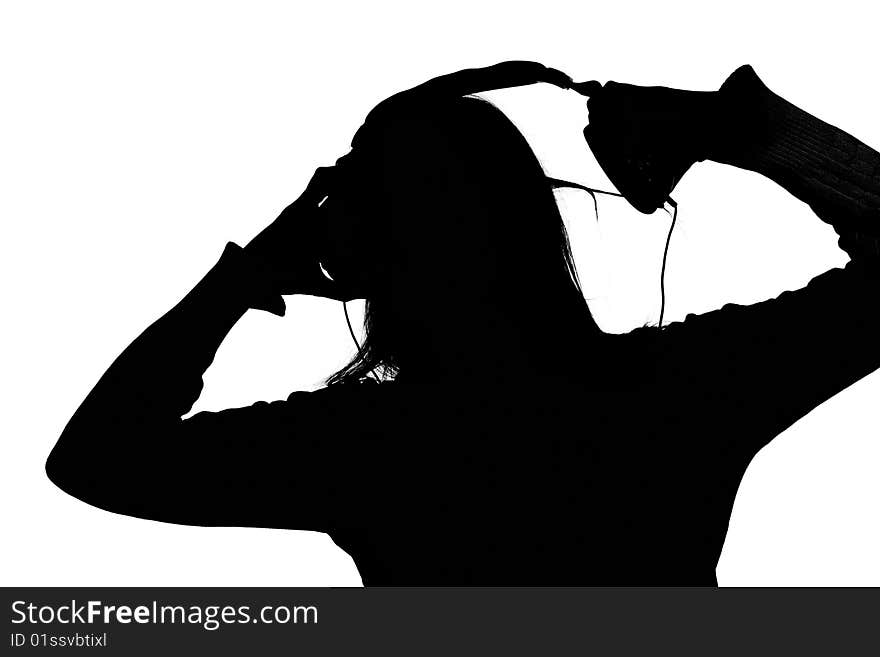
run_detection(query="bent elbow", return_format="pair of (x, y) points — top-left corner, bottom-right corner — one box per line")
(45, 434), (105, 508)
(45, 440), (84, 501)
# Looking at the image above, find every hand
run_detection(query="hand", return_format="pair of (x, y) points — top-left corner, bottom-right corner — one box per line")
(245, 167), (358, 302)
(577, 77), (722, 213)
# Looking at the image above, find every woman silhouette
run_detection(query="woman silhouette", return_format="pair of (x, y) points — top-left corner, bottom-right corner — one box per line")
(47, 63), (880, 584)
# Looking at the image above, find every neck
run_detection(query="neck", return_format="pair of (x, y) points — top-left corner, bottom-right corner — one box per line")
(393, 304), (540, 382)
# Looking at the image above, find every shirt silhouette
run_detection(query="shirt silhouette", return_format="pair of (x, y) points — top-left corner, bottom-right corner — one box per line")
(47, 64), (880, 585)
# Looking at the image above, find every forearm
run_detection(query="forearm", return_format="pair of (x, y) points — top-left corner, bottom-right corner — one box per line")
(47, 242), (283, 487)
(709, 66), (880, 265)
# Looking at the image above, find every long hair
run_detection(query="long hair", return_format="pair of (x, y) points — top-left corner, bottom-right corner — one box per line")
(327, 96), (603, 385)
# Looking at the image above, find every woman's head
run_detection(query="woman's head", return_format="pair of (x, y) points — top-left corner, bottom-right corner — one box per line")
(322, 95), (602, 383)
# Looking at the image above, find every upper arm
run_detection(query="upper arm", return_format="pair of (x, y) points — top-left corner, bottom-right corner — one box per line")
(47, 386), (387, 531)
(656, 259), (880, 454)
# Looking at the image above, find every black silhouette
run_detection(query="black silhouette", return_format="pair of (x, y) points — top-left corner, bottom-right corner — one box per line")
(46, 62), (880, 585)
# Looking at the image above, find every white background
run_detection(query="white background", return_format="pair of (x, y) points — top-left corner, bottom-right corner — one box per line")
(1, 0), (878, 586)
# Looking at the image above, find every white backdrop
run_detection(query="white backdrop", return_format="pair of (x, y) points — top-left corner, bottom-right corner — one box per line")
(2, 0), (878, 586)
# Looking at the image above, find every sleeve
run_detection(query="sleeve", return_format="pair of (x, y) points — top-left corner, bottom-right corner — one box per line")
(652, 66), (880, 455)
(46, 243), (380, 531)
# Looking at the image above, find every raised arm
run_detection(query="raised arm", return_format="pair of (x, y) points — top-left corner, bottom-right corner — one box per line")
(656, 66), (880, 453)
(45, 169), (372, 529)
(584, 65), (880, 457)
